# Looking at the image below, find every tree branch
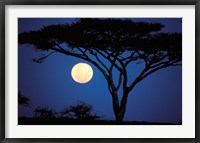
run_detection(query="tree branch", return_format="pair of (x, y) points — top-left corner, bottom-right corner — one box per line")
(32, 51), (57, 63)
(143, 60), (181, 79)
(94, 49), (123, 72)
(127, 58), (181, 93)
(51, 45), (110, 82)
(85, 48), (109, 72)
(128, 68), (149, 92)
(116, 72), (123, 91)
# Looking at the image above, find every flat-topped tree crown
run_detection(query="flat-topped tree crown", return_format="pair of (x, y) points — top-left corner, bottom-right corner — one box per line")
(19, 18), (181, 65)
(19, 18), (164, 50)
(18, 18), (182, 123)
(63, 19), (164, 51)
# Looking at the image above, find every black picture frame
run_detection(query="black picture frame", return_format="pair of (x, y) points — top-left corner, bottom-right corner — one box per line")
(0, 0), (199, 142)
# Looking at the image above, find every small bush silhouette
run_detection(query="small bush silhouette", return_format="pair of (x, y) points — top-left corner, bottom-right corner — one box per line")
(60, 102), (100, 120)
(34, 107), (57, 118)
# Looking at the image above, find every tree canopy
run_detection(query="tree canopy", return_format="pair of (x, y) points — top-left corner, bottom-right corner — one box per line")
(19, 18), (181, 74)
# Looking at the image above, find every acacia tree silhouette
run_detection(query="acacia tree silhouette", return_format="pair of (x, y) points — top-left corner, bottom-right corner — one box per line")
(18, 19), (182, 123)
(60, 102), (100, 120)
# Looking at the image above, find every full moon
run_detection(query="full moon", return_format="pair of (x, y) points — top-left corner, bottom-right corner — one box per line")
(71, 63), (93, 84)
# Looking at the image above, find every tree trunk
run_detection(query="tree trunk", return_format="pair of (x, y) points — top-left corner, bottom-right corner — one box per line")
(111, 89), (129, 124)
(115, 113), (124, 123)
(111, 92), (120, 121)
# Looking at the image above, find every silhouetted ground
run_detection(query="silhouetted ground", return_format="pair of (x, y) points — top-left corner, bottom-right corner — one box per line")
(18, 117), (181, 125)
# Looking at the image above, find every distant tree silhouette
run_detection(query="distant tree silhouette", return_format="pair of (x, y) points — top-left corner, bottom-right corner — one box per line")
(18, 91), (30, 107)
(34, 107), (56, 118)
(60, 102), (100, 120)
(19, 18), (182, 123)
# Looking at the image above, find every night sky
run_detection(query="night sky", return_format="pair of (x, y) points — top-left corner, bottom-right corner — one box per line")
(18, 18), (182, 123)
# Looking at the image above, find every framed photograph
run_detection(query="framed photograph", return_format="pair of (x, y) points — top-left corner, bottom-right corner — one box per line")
(0, 0), (199, 142)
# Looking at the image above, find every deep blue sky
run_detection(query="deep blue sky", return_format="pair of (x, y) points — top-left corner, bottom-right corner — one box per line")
(18, 18), (182, 123)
